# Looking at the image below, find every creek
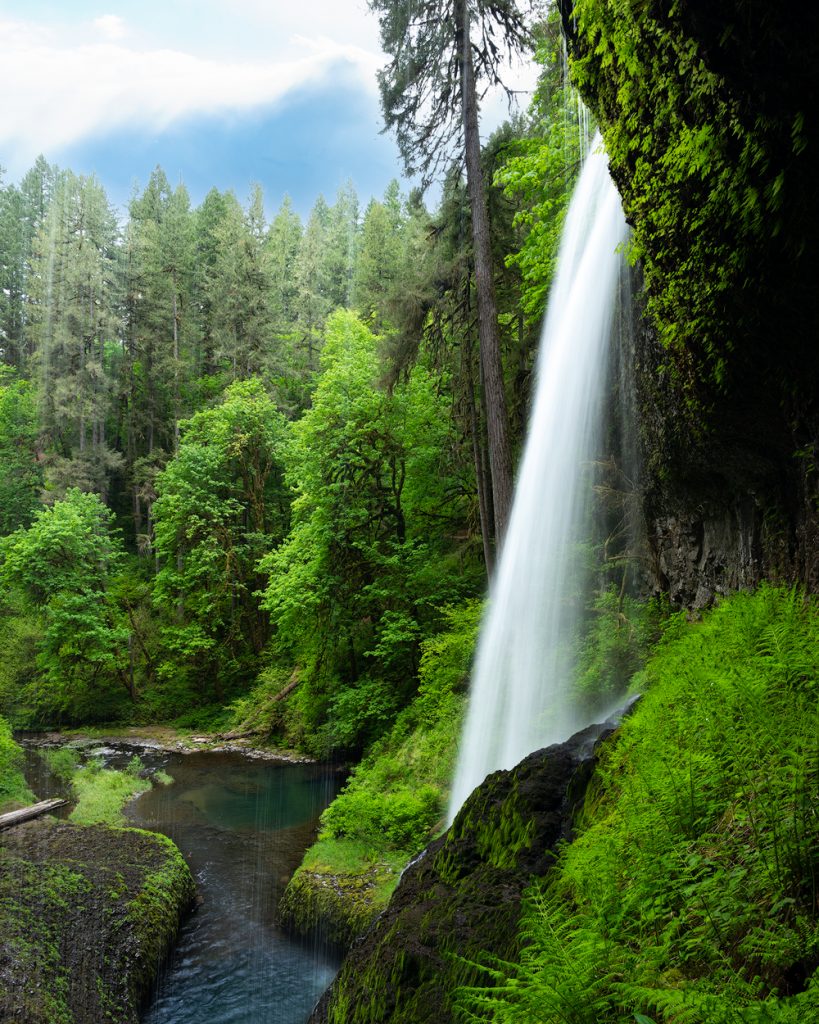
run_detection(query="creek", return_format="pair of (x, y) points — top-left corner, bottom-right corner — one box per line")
(23, 741), (340, 1024)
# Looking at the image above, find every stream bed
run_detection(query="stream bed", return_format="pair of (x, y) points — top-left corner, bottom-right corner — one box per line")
(24, 742), (341, 1024)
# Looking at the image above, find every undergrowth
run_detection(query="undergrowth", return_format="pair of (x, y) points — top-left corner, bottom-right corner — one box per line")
(69, 756), (152, 827)
(281, 601), (480, 936)
(318, 600), (480, 855)
(455, 585), (819, 1024)
(0, 715), (33, 811)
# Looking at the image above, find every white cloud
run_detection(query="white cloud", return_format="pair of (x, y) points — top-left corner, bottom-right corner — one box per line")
(0, 16), (382, 175)
(92, 14), (127, 41)
(210, 0), (382, 54)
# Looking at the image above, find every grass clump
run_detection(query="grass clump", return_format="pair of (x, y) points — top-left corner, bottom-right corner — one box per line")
(456, 585), (819, 1024)
(42, 746), (80, 782)
(69, 760), (151, 826)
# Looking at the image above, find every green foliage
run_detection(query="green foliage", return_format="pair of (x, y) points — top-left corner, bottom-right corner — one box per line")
(69, 765), (151, 826)
(0, 368), (42, 535)
(308, 600), (479, 854)
(42, 747), (80, 782)
(0, 716), (34, 811)
(29, 170), (123, 499)
(280, 599), (480, 942)
(172, 704), (232, 733)
(261, 310), (478, 754)
(0, 489), (132, 723)
(0, 601), (42, 725)
(455, 586), (819, 1024)
(152, 378), (288, 699)
(574, 586), (666, 710)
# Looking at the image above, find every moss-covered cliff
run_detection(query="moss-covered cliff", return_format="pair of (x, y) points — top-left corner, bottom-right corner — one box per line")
(559, 0), (819, 598)
(0, 818), (194, 1024)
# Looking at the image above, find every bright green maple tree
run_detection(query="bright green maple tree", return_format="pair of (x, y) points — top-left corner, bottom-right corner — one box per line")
(0, 488), (130, 721)
(260, 310), (477, 753)
(151, 378), (289, 700)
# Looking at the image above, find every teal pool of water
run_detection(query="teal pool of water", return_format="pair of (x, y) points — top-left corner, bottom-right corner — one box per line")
(22, 741), (342, 1023)
(124, 749), (341, 1024)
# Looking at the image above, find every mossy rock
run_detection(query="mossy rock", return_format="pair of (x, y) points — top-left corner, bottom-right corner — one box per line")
(310, 720), (614, 1024)
(279, 861), (396, 949)
(0, 818), (195, 1024)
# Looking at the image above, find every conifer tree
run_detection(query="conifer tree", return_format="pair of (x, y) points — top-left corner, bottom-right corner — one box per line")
(29, 171), (122, 501)
(294, 194), (334, 372)
(266, 195), (303, 335)
(207, 186), (274, 381)
(0, 157), (58, 370)
(353, 181), (406, 330)
(368, 0), (531, 547)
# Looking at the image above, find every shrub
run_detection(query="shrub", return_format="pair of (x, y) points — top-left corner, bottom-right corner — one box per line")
(0, 716), (33, 811)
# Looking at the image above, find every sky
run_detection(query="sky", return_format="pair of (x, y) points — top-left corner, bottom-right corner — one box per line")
(0, 0), (537, 219)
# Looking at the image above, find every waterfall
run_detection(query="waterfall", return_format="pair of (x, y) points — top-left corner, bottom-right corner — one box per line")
(448, 135), (629, 819)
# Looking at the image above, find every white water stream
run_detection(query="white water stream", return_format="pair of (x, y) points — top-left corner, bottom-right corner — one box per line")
(448, 136), (629, 819)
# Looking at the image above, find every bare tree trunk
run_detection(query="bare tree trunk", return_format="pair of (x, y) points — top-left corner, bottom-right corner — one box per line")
(464, 327), (495, 575)
(172, 289), (180, 452)
(457, 0), (514, 548)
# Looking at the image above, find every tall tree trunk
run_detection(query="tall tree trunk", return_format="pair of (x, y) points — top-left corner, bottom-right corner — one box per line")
(172, 288), (180, 452)
(464, 332), (495, 575)
(457, 0), (514, 548)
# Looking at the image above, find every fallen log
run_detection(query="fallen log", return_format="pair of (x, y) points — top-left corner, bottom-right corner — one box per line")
(0, 798), (68, 830)
(217, 669), (302, 741)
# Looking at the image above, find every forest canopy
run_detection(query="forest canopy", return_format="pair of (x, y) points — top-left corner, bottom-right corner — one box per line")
(0, 11), (591, 745)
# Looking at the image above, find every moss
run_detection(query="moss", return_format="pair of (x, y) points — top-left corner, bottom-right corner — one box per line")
(567, 0), (819, 402)
(279, 838), (407, 947)
(0, 819), (194, 1024)
(453, 782), (536, 872)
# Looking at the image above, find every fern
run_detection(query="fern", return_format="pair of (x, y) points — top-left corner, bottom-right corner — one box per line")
(454, 587), (819, 1024)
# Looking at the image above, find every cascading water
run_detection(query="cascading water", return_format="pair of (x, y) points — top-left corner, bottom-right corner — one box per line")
(448, 134), (629, 819)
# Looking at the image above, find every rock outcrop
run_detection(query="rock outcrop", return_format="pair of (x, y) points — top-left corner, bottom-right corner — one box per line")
(0, 818), (194, 1024)
(309, 719), (616, 1024)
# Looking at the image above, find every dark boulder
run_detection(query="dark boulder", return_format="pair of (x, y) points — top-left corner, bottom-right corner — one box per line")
(309, 718), (617, 1024)
(0, 818), (194, 1024)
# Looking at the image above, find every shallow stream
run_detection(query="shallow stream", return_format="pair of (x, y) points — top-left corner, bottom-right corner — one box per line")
(24, 742), (340, 1024)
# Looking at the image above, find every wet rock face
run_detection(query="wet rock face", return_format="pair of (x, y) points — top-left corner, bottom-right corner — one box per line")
(0, 818), (194, 1024)
(309, 721), (614, 1024)
(632, 308), (819, 604)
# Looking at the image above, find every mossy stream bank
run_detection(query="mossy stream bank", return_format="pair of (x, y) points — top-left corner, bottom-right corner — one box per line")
(0, 817), (194, 1024)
